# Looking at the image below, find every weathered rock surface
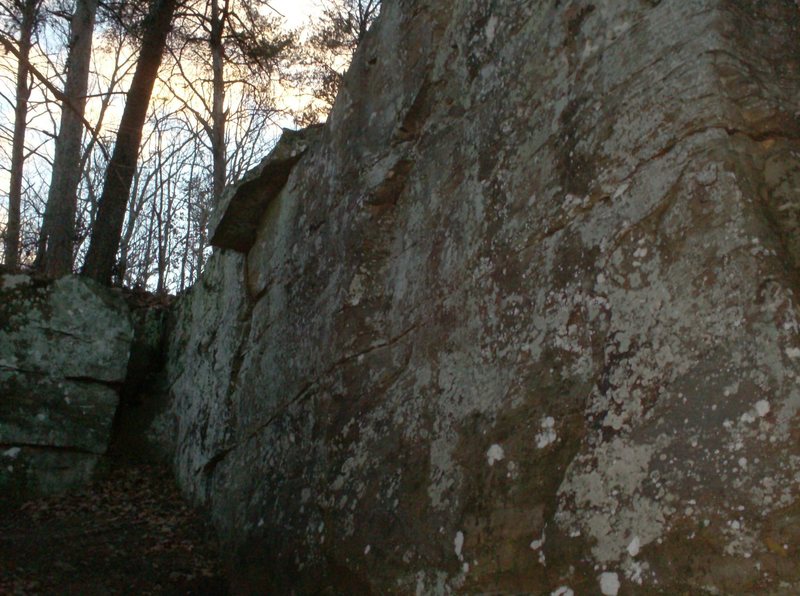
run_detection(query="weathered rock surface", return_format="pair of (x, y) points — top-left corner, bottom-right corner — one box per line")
(0, 274), (133, 498)
(209, 126), (323, 253)
(164, 1), (800, 593)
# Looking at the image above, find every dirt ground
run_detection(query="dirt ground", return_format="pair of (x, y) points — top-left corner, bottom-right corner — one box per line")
(0, 462), (229, 595)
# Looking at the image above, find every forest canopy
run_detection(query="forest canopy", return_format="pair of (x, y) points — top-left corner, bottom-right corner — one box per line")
(0, 0), (379, 292)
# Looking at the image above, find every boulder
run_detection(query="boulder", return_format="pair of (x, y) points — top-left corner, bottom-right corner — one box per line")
(163, 1), (800, 593)
(0, 274), (133, 499)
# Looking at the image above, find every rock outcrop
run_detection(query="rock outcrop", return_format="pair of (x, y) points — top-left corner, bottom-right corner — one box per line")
(209, 126), (323, 253)
(0, 274), (133, 499)
(163, 1), (800, 593)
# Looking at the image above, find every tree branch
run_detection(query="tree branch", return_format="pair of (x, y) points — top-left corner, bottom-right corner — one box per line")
(0, 29), (110, 160)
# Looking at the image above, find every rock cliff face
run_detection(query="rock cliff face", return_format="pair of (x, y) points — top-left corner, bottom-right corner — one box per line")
(0, 275), (133, 499)
(164, 1), (800, 593)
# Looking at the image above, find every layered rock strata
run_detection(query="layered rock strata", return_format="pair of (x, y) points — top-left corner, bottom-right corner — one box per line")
(0, 274), (133, 498)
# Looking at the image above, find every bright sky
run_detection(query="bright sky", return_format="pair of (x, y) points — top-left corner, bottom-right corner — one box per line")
(0, 0), (328, 231)
(268, 0), (319, 29)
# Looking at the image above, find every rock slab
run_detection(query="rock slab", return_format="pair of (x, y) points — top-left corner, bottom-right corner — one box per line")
(0, 274), (133, 499)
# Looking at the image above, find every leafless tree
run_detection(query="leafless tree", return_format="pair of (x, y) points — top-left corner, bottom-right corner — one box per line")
(82, 0), (180, 284)
(0, 0), (43, 269)
(163, 0), (294, 205)
(0, 0), (364, 290)
(35, 0), (98, 276)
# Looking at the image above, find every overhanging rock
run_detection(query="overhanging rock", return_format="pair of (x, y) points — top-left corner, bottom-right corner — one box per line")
(209, 125), (322, 253)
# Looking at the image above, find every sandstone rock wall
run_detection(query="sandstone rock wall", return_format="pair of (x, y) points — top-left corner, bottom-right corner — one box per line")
(165, 1), (800, 593)
(0, 275), (133, 499)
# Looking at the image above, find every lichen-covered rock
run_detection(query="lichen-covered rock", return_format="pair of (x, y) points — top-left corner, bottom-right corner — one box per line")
(0, 274), (133, 498)
(164, 0), (800, 593)
(0, 446), (101, 503)
(209, 125), (323, 253)
(161, 250), (250, 502)
(0, 372), (119, 453)
(0, 275), (132, 381)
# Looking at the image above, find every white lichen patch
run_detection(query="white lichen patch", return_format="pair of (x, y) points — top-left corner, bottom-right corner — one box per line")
(695, 163), (718, 186)
(2, 447), (21, 459)
(544, 288), (608, 379)
(530, 533), (545, 550)
(536, 416), (557, 448)
(627, 536), (640, 557)
(624, 559), (650, 585)
(722, 518), (758, 558)
(410, 569), (452, 596)
(556, 437), (665, 563)
(484, 15), (498, 42)
(0, 274), (32, 290)
(754, 400), (770, 417)
(506, 460), (519, 480)
(723, 381), (739, 397)
(563, 193), (589, 211)
(599, 571), (620, 595)
(346, 272), (366, 306)
(454, 530), (464, 560)
(786, 347), (800, 359)
(486, 444), (505, 466)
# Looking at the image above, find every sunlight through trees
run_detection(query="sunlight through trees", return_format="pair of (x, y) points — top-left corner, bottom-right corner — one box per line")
(0, 0), (380, 291)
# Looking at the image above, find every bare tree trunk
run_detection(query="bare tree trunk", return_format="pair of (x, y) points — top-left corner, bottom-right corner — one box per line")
(36, 0), (98, 277)
(194, 178), (209, 282)
(210, 0), (228, 204)
(179, 157), (197, 292)
(154, 138), (166, 294)
(116, 168), (143, 285)
(3, 0), (39, 269)
(82, 0), (179, 285)
(138, 201), (156, 289)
